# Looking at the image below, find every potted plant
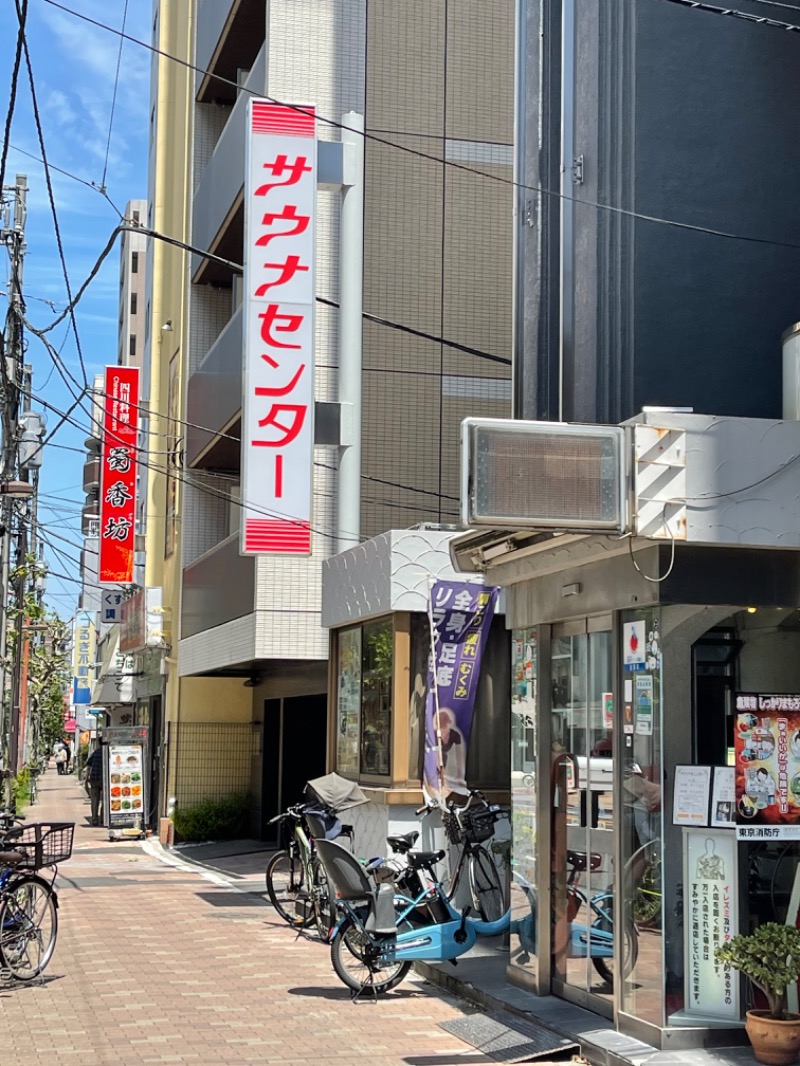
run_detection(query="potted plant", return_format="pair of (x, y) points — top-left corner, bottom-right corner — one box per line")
(716, 922), (800, 1065)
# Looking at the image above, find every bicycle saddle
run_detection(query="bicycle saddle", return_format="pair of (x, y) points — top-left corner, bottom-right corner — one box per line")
(387, 831), (419, 853)
(566, 849), (602, 871)
(0, 850), (25, 866)
(407, 849), (445, 869)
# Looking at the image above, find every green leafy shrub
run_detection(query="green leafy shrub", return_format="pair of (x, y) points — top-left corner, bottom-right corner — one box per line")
(13, 768), (30, 812)
(716, 922), (800, 1019)
(172, 794), (250, 843)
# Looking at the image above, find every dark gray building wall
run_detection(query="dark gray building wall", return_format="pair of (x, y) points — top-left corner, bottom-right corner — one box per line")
(517, 0), (800, 424)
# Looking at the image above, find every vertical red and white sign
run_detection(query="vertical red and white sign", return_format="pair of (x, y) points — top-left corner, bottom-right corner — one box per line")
(241, 100), (316, 556)
(99, 366), (139, 583)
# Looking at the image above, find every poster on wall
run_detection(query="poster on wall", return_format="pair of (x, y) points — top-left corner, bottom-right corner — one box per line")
(710, 766), (736, 828)
(735, 694), (800, 840)
(623, 620), (646, 668)
(683, 828), (739, 1020)
(635, 675), (653, 735)
(673, 765), (712, 826)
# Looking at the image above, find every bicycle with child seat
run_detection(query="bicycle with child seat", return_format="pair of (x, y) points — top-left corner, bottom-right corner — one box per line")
(265, 804), (352, 939)
(0, 810), (74, 981)
(317, 830), (511, 996)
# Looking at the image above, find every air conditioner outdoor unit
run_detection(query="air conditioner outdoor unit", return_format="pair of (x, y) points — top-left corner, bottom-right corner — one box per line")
(461, 418), (627, 534)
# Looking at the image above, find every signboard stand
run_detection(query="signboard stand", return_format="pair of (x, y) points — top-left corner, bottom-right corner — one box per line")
(102, 726), (148, 840)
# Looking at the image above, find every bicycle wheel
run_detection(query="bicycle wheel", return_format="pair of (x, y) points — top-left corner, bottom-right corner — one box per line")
(311, 858), (333, 941)
(468, 846), (504, 923)
(0, 876), (58, 981)
(265, 850), (313, 928)
(590, 915), (638, 986)
(330, 912), (410, 995)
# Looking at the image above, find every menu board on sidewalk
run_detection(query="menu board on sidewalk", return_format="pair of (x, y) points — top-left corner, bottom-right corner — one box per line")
(103, 726), (148, 833)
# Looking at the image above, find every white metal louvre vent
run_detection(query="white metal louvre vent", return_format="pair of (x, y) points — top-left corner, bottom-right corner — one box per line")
(462, 419), (625, 532)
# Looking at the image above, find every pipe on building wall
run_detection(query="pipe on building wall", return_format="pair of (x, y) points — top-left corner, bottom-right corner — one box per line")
(559, 0), (576, 422)
(337, 111), (365, 553)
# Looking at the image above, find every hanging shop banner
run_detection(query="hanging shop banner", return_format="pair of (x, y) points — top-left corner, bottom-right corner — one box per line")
(683, 828), (739, 1020)
(72, 611), (96, 705)
(99, 366), (139, 583)
(423, 582), (499, 801)
(735, 693), (800, 840)
(103, 726), (148, 832)
(240, 99), (317, 556)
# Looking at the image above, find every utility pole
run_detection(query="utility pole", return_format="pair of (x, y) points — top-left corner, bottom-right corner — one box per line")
(0, 175), (28, 800)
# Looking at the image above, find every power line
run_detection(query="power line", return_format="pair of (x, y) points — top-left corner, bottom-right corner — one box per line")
(16, 0), (89, 386)
(7, 142), (123, 215)
(100, 0), (129, 193)
(40, 0), (800, 255)
(0, 0), (28, 196)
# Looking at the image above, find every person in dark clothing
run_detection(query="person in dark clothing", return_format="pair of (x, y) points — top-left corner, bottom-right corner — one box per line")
(85, 742), (104, 826)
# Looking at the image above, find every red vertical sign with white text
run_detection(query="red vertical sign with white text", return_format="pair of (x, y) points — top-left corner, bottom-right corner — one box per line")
(241, 100), (316, 555)
(99, 366), (139, 583)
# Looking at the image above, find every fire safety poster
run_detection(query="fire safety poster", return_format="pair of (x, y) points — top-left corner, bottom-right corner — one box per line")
(735, 694), (800, 840)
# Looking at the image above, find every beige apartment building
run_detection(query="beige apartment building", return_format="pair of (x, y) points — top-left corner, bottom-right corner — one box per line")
(147, 0), (513, 835)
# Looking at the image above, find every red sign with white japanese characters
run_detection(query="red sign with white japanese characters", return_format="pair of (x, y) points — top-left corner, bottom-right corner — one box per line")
(241, 100), (316, 555)
(99, 366), (139, 583)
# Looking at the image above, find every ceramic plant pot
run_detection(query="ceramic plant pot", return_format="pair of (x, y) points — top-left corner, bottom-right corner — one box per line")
(746, 1010), (800, 1066)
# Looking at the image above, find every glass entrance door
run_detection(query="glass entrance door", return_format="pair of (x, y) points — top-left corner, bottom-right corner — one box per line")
(550, 626), (615, 1014)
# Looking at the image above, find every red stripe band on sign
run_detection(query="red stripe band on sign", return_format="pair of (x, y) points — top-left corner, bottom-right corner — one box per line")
(244, 519), (311, 553)
(251, 103), (315, 136)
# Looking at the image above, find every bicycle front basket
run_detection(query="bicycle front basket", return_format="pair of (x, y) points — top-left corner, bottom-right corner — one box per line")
(9, 822), (74, 869)
(441, 810), (464, 847)
(461, 805), (496, 845)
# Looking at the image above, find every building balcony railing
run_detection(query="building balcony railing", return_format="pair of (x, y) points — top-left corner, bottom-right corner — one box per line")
(181, 533), (255, 639)
(192, 44), (266, 285)
(186, 304), (242, 471)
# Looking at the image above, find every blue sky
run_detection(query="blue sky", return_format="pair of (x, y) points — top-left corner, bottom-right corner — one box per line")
(0, 0), (151, 613)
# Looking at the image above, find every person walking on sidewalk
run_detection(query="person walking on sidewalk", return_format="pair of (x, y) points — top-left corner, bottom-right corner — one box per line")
(85, 741), (104, 826)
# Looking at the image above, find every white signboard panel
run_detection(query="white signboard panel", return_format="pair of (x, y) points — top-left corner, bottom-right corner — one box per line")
(241, 100), (316, 555)
(683, 828), (739, 1020)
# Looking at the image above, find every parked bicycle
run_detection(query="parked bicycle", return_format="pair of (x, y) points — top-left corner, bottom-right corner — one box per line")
(264, 772), (366, 939)
(265, 803), (350, 938)
(414, 789), (508, 922)
(0, 819), (74, 981)
(317, 834), (510, 996)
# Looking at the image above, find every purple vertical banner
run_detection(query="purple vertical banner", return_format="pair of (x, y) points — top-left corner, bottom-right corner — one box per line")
(423, 581), (499, 801)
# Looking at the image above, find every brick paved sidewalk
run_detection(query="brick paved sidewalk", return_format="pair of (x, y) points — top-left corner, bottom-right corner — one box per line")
(0, 768), (531, 1066)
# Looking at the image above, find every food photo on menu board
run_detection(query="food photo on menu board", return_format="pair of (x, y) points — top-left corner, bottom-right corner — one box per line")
(108, 745), (144, 816)
(734, 694), (800, 837)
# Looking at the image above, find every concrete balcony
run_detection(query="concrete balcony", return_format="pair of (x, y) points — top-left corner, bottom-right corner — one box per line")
(192, 44), (265, 284)
(83, 456), (100, 492)
(196, 0), (266, 104)
(186, 304), (242, 471)
(181, 534), (255, 640)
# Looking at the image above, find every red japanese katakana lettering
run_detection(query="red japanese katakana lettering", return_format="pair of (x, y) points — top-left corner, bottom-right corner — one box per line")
(254, 204), (310, 248)
(252, 404), (307, 447)
(257, 305), (303, 351)
(254, 254), (309, 297)
(254, 365), (305, 398)
(254, 155), (312, 196)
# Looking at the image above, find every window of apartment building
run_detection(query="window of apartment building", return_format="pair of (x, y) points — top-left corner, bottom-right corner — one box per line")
(131, 251), (139, 274)
(335, 618), (393, 777)
(132, 209), (140, 224)
(130, 292), (138, 316)
(129, 334), (136, 359)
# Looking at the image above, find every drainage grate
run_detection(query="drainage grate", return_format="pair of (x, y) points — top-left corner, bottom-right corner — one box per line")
(439, 1010), (580, 1064)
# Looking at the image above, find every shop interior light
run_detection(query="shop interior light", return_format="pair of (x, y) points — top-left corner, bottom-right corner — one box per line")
(746, 607), (758, 614)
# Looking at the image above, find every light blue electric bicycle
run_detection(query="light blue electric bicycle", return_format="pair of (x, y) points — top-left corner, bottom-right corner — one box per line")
(316, 835), (510, 996)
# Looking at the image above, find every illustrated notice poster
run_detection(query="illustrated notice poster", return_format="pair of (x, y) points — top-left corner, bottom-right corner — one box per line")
(735, 694), (800, 840)
(683, 828), (739, 1020)
(673, 765), (712, 827)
